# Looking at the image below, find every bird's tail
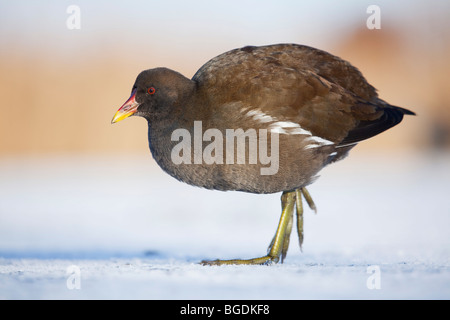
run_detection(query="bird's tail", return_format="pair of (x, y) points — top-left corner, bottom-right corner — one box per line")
(339, 102), (415, 146)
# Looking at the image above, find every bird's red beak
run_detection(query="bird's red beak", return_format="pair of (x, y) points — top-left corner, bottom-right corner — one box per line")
(111, 89), (139, 124)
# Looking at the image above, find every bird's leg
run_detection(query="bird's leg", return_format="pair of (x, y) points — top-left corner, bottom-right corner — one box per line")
(301, 187), (317, 213)
(269, 187), (316, 255)
(267, 191), (295, 263)
(280, 206), (294, 262)
(201, 188), (317, 266)
(201, 191), (296, 265)
(295, 189), (304, 251)
(296, 187), (317, 251)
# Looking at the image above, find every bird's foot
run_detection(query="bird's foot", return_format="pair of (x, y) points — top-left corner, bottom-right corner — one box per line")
(200, 255), (278, 266)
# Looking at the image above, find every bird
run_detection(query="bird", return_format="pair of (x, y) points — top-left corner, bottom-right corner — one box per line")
(111, 43), (415, 265)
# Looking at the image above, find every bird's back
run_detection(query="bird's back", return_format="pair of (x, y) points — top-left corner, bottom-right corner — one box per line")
(193, 44), (377, 101)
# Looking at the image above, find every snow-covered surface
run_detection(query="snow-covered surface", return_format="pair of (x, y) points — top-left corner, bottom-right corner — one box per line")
(1, 151), (449, 299)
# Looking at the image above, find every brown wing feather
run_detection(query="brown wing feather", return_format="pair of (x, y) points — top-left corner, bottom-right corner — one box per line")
(193, 43), (414, 145)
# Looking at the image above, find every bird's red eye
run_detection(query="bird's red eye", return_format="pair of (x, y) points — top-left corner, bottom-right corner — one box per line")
(147, 87), (156, 95)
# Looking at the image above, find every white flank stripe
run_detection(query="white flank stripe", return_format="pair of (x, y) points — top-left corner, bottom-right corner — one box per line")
(245, 108), (334, 149)
(272, 121), (300, 128)
(307, 135), (334, 146)
(245, 110), (274, 123)
(304, 144), (320, 149)
(269, 127), (287, 134)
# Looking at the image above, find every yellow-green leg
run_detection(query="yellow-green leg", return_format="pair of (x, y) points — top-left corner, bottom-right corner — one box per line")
(200, 188), (316, 266)
(295, 187), (317, 252)
(272, 187), (316, 260)
(295, 189), (304, 251)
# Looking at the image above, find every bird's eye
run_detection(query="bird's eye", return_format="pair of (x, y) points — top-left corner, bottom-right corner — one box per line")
(147, 87), (156, 95)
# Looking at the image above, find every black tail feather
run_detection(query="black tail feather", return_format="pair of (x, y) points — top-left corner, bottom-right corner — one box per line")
(339, 105), (415, 146)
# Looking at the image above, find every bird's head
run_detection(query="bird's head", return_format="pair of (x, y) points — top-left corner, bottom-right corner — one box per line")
(111, 67), (194, 124)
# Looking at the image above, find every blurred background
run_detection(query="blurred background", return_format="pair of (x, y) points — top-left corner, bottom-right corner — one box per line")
(0, 0), (449, 259)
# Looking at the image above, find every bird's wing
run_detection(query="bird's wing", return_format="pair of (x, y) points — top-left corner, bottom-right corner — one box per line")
(193, 44), (411, 145)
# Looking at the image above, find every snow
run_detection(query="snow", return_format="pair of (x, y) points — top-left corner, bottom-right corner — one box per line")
(1, 151), (449, 299)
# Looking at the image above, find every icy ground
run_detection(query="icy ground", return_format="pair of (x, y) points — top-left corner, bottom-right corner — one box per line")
(1, 151), (449, 299)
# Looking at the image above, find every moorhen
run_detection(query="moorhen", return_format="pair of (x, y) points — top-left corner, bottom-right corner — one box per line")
(112, 43), (414, 265)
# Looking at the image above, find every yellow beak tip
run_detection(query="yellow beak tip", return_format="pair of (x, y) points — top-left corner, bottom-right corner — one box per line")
(111, 111), (133, 124)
